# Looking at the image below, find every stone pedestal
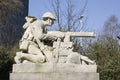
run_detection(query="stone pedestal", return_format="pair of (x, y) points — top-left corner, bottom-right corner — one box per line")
(10, 63), (99, 80)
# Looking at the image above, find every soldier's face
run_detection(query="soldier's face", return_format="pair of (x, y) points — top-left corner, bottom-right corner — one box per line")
(48, 18), (54, 26)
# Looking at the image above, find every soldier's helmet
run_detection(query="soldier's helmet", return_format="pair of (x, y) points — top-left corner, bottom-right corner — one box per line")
(42, 12), (56, 20)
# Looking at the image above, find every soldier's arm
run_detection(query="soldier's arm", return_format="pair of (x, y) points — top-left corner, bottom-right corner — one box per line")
(32, 20), (46, 40)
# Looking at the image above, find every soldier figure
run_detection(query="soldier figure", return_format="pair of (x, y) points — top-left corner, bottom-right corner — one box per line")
(14, 12), (56, 63)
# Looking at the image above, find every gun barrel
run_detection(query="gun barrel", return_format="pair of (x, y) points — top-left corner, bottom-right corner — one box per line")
(68, 32), (96, 37)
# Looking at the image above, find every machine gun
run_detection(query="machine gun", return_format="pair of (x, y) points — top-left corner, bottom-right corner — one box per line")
(64, 32), (96, 42)
(47, 31), (96, 42)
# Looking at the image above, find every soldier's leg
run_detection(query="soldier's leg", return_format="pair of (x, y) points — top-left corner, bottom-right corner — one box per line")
(21, 53), (45, 63)
(80, 55), (95, 64)
(28, 44), (44, 56)
(15, 51), (45, 63)
(14, 52), (22, 63)
(28, 44), (54, 63)
(27, 44), (46, 62)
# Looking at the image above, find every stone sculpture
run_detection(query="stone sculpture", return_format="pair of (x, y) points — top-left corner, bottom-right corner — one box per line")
(11, 12), (99, 80)
(14, 12), (96, 65)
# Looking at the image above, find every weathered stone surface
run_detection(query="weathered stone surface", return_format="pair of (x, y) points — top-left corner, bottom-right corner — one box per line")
(10, 72), (99, 80)
(12, 63), (97, 73)
(10, 62), (99, 80)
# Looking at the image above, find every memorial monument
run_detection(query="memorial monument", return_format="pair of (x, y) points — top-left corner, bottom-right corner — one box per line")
(10, 12), (99, 80)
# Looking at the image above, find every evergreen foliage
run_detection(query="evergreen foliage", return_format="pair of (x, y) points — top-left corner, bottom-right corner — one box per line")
(0, 46), (15, 80)
(0, 0), (28, 46)
(86, 16), (120, 80)
(0, 0), (28, 80)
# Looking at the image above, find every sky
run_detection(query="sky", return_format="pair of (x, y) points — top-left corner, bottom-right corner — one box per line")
(29, 0), (120, 34)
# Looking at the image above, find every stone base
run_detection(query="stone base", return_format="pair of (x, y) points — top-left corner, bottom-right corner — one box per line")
(10, 72), (99, 80)
(12, 63), (97, 72)
(10, 63), (99, 80)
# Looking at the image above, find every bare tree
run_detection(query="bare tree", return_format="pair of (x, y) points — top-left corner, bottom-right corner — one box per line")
(50, 0), (88, 32)
(102, 15), (120, 39)
(50, 0), (62, 31)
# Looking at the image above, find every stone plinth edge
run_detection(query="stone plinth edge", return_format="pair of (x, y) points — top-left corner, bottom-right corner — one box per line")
(12, 63), (97, 72)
